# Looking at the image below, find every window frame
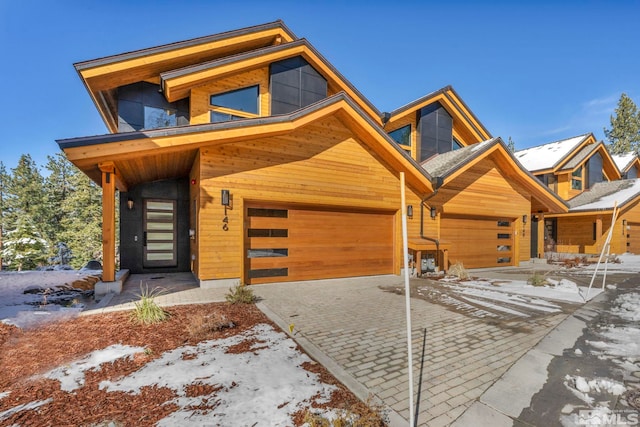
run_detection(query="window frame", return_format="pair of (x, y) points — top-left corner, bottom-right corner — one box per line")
(209, 85), (260, 122)
(571, 166), (583, 191)
(388, 125), (412, 148)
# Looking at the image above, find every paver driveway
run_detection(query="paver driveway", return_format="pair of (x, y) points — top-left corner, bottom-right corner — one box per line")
(253, 275), (572, 426)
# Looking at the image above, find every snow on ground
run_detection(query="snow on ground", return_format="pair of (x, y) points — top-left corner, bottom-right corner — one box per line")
(579, 253), (640, 274)
(2, 323), (338, 425)
(0, 270), (95, 328)
(103, 323), (337, 426)
(42, 344), (146, 392)
(610, 293), (640, 321)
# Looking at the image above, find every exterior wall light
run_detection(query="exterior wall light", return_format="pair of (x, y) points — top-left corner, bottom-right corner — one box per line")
(407, 205), (413, 219)
(523, 214), (528, 224)
(221, 189), (230, 206)
(127, 198), (134, 211)
(430, 207), (437, 219)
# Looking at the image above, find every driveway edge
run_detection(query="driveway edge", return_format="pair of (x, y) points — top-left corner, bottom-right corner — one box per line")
(256, 301), (406, 427)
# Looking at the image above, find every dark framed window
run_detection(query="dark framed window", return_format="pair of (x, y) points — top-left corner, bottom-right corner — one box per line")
(210, 111), (245, 123)
(144, 106), (177, 129)
(210, 85), (259, 114)
(571, 167), (583, 190)
(248, 208), (288, 218)
(388, 125), (411, 147)
(497, 233), (511, 239)
(453, 138), (463, 150)
(247, 249), (288, 258)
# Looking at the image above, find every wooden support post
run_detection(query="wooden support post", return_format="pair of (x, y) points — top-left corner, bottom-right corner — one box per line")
(100, 164), (117, 282)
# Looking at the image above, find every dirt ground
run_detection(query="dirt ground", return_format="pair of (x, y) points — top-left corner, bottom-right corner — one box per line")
(0, 303), (380, 426)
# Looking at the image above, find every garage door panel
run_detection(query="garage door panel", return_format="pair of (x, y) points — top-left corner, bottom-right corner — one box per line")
(628, 222), (640, 253)
(246, 205), (394, 284)
(441, 217), (514, 268)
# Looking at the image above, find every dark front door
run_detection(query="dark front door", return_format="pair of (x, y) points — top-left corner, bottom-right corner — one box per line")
(143, 199), (177, 268)
(531, 216), (539, 258)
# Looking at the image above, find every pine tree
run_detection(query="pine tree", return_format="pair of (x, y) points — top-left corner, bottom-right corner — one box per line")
(506, 136), (516, 152)
(0, 162), (7, 270)
(1, 216), (48, 271)
(604, 93), (640, 155)
(4, 155), (47, 236)
(59, 167), (103, 269)
(44, 153), (75, 254)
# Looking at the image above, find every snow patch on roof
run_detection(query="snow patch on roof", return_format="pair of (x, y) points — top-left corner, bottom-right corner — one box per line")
(514, 134), (588, 171)
(611, 152), (636, 171)
(569, 179), (640, 211)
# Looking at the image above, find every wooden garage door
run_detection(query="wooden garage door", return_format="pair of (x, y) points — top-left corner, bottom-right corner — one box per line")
(441, 216), (514, 268)
(628, 222), (640, 254)
(245, 206), (394, 284)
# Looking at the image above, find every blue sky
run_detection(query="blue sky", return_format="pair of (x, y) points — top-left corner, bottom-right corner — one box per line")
(1, 0), (638, 171)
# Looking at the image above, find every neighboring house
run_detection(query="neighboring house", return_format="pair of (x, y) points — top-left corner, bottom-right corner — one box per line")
(566, 179), (640, 255)
(516, 134), (640, 256)
(57, 21), (566, 287)
(612, 152), (640, 179)
(383, 90), (566, 268)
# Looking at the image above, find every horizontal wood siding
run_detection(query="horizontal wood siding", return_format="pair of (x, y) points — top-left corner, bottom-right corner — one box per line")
(431, 157), (531, 265)
(190, 68), (270, 124)
(556, 216), (611, 254)
(195, 115), (433, 282)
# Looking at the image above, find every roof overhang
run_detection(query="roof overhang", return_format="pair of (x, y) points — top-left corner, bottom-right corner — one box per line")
(426, 139), (568, 214)
(160, 39), (381, 122)
(57, 93), (434, 195)
(74, 21), (298, 132)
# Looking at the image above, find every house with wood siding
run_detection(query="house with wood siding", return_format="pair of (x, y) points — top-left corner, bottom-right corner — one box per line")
(515, 134), (640, 256)
(57, 21), (566, 288)
(612, 152), (640, 180)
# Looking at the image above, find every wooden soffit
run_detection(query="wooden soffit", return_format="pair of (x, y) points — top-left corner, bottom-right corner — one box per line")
(58, 93), (433, 195)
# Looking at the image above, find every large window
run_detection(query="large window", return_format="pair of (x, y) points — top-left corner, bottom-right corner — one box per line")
(417, 102), (453, 162)
(586, 152), (603, 189)
(388, 125), (411, 147)
(144, 106), (177, 129)
(209, 85), (259, 123)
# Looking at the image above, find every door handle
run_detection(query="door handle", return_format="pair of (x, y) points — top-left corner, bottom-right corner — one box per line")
(143, 231), (147, 247)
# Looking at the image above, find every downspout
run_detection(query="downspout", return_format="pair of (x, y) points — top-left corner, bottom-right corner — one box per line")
(419, 177), (443, 268)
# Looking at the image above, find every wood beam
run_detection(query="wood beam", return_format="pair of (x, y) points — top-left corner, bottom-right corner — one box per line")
(99, 163), (117, 282)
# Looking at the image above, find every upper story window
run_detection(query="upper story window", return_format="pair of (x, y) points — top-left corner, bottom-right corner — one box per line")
(627, 165), (639, 179)
(210, 85), (259, 123)
(117, 82), (189, 132)
(388, 125), (411, 147)
(417, 102), (453, 162)
(270, 56), (327, 115)
(453, 138), (463, 150)
(144, 106), (177, 129)
(571, 167), (583, 190)
(585, 151), (604, 189)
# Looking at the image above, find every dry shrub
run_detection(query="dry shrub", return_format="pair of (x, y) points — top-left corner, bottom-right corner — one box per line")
(187, 311), (235, 341)
(225, 285), (256, 304)
(527, 271), (549, 287)
(447, 261), (469, 280)
(302, 396), (387, 426)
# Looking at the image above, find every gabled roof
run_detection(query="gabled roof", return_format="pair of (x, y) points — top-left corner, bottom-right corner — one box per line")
(558, 140), (621, 180)
(385, 86), (492, 144)
(159, 38), (381, 121)
(421, 138), (568, 213)
(612, 152), (640, 174)
(568, 179), (640, 212)
(514, 133), (594, 173)
(75, 20), (298, 132)
(57, 92), (434, 195)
